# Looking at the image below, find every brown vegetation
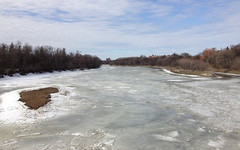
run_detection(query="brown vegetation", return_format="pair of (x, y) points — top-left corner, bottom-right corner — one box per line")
(19, 87), (59, 110)
(110, 53), (209, 71)
(176, 58), (208, 71)
(110, 43), (240, 74)
(232, 57), (240, 70)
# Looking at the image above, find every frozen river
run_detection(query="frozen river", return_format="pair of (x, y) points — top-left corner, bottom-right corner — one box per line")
(0, 65), (240, 150)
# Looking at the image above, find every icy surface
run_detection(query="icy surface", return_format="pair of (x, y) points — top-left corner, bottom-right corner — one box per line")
(208, 135), (226, 148)
(0, 65), (240, 149)
(153, 131), (180, 142)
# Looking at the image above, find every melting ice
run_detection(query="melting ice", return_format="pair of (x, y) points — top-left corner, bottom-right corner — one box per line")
(0, 65), (240, 150)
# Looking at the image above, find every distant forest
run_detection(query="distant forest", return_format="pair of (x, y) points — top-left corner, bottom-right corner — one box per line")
(109, 43), (240, 72)
(0, 42), (101, 77)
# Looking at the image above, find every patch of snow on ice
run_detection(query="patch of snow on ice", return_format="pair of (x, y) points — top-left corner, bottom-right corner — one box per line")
(0, 91), (29, 124)
(168, 131), (179, 137)
(162, 69), (176, 75)
(17, 132), (41, 138)
(197, 127), (206, 133)
(0, 86), (76, 125)
(208, 136), (225, 148)
(162, 68), (205, 78)
(71, 132), (85, 136)
(153, 131), (180, 143)
(153, 134), (180, 142)
(1, 138), (18, 147)
(168, 80), (184, 82)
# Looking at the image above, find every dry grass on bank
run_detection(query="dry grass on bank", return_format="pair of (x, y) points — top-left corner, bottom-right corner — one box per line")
(19, 87), (59, 110)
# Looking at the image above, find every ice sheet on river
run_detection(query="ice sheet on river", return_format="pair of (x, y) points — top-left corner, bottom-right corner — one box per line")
(0, 66), (240, 149)
(0, 68), (240, 131)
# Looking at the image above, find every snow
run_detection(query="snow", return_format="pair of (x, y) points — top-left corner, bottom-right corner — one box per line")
(17, 133), (41, 138)
(0, 86), (76, 125)
(167, 131), (179, 137)
(0, 91), (21, 111)
(0, 70), (88, 125)
(208, 136), (226, 148)
(153, 131), (180, 143)
(2, 139), (18, 147)
(168, 79), (184, 82)
(197, 127), (206, 133)
(162, 68), (176, 75)
(71, 133), (85, 136)
(0, 90), (28, 124)
(162, 68), (202, 78)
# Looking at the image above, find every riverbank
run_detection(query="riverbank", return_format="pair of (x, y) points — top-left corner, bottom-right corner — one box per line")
(150, 66), (240, 78)
(0, 42), (102, 78)
(163, 67), (213, 77)
(19, 87), (59, 110)
(169, 67), (240, 78)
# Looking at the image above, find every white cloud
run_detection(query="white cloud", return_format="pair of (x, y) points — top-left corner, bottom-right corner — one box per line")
(0, 0), (239, 59)
(0, 0), (138, 20)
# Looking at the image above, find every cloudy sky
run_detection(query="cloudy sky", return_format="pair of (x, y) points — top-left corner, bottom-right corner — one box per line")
(0, 0), (239, 59)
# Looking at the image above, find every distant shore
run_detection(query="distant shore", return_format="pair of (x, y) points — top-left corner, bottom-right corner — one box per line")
(161, 66), (240, 78)
(0, 42), (102, 78)
(19, 87), (59, 110)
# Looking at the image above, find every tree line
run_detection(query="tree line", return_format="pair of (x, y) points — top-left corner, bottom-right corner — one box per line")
(0, 42), (102, 77)
(109, 43), (240, 72)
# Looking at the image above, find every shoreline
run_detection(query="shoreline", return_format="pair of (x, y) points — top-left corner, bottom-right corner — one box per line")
(166, 67), (240, 78)
(146, 66), (240, 78)
(0, 69), (88, 79)
(163, 67), (213, 77)
(19, 87), (59, 110)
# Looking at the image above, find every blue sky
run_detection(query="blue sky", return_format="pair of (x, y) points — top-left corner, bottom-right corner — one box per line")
(0, 0), (239, 59)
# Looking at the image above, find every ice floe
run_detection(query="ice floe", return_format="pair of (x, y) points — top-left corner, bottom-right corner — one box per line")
(153, 131), (180, 143)
(197, 127), (206, 133)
